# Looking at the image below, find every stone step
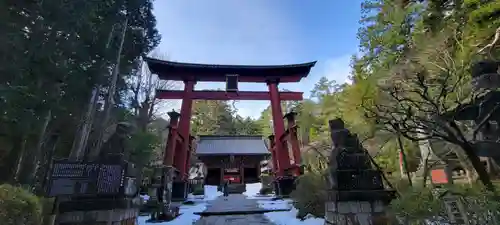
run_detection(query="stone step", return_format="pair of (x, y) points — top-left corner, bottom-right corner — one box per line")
(194, 208), (290, 216)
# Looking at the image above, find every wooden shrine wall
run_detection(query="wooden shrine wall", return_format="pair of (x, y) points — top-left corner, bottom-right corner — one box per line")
(198, 155), (265, 168)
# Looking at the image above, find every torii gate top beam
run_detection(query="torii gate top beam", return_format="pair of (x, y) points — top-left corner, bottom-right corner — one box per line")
(144, 57), (316, 83)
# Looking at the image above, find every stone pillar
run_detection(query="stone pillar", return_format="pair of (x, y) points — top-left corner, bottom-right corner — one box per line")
(162, 166), (176, 206)
(164, 110), (180, 166)
(267, 135), (279, 175)
(284, 111), (301, 176)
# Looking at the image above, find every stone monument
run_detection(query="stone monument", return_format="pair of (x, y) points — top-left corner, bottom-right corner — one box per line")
(324, 118), (396, 225)
(55, 121), (140, 225)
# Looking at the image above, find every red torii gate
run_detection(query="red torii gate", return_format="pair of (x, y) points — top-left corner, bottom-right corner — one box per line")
(145, 57), (316, 197)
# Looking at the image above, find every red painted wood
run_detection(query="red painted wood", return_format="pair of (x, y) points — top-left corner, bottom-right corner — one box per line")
(268, 82), (291, 176)
(156, 75), (305, 83)
(175, 81), (195, 179)
(156, 90), (303, 101)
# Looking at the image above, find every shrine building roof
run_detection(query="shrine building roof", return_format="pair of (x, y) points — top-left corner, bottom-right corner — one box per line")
(196, 135), (270, 156)
(144, 57), (316, 83)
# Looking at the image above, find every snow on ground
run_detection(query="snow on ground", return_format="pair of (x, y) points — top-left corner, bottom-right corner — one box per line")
(203, 184), (222, 201)
(264, 208), (324, 225)
(257, 199), (324, 225)
(242, 183), (324, 225)
(139, 183), (324, 225)
(138, 185), (222, 225)
(243, 182), (263, 198)
(137, 203), (206, 225)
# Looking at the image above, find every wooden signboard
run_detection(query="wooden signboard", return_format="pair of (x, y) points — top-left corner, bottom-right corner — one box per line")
(223, 175), (241, 183)
(46, 160), (125, 197)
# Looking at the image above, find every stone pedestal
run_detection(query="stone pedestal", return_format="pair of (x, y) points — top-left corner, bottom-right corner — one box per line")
(171, 181), (188, 201)
(162, 166), (176, 204)
(275, 176), (296, 197)
(324, 201), (389, 225)
(58, 208), (138, 225)
(272, 180), (279, 195)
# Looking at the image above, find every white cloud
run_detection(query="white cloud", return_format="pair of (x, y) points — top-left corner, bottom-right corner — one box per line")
(321, 55), (353, 85)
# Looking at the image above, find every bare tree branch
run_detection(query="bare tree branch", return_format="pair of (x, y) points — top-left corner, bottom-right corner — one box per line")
(478, 27), (500, 53)
(361, 29), (498, 191)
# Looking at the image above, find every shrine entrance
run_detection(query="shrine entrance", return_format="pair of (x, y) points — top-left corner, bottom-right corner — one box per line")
(144, 58), (316, 199)
(196, 135), (269, 193)
(206, 168), (221, 186)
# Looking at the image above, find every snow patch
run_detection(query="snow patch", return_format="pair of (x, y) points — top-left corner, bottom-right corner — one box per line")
(137, 203), (206, 225)
(258, 198), (324, 225)
(243, 183), (261, 197)
(138, 185), (221, 225)
(264, 208), (324, 225)
(204, 185), (222, 201)
(257, 199), (293, 210)
(243, 182), (276, 200)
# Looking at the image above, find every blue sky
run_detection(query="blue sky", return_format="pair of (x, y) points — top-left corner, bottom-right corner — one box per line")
(152, 0), (363, 119)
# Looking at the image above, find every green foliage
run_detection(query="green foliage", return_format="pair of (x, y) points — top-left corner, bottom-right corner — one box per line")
(129, 130), (160, 166)
(390, 184), (500, 224)
(0, 184), (42, 225)
(389, 186), (444, 223)
(290, 171), (329, 218)
(191, 100), (262, 136)
(0, 0), (160, 184)
(388, 177), (414, 193)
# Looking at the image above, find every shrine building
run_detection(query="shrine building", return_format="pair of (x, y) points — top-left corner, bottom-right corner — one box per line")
(195, 135), (270, 186)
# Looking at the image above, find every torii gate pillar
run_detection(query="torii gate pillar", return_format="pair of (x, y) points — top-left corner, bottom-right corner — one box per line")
(268, 81), (291, 175)
(176, 80), (195, 178)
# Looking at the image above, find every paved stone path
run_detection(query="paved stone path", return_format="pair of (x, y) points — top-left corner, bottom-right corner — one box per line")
(193, 194), (276, 225)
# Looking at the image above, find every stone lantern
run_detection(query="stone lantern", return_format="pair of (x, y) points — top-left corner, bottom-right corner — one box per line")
(324, 118), (396, 225)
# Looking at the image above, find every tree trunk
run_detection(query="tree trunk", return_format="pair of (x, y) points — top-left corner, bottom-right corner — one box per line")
(14, 136), (28, 183)
(460, 142), (495, 192)
(70, 87), (99, 160)
(397, 134), (412, 186)
(421, 156), (430, 188)
(448, 121), (494, 191)
(25, 110), (52, 187)
(0, 134), (25, 183)
(33, 133), (60, 195)
(455, 150), (477, 184)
